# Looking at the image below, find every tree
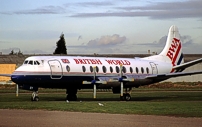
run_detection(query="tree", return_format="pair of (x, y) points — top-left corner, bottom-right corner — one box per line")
(9, 50), (15, 55)
(17, 50), (23, 55)
(53, 33), (67, 54)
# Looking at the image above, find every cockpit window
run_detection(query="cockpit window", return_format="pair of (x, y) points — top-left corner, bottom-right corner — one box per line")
(24, 60), (28, 64)
(34, 61), (37, 65)
(33, 61), (40, 65)
(24, 60), (40, 65)
(36, 61), (40, 65)
(28, 60), (33, 65)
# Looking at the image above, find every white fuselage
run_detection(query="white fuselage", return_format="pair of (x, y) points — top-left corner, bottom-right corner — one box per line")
(11, 56), (172, 89)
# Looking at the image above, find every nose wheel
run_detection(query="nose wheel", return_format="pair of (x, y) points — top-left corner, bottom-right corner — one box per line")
(31, 91), (39, 101)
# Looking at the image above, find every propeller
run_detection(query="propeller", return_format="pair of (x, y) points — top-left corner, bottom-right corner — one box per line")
(82, 66), (107, 99)
(119, 64), (124, 98)
(108, 64), (134, 100)
(93, 66), (96, 99)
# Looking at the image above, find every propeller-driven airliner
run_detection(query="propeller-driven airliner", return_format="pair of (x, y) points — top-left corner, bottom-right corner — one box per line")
(1, 25), (202, 101)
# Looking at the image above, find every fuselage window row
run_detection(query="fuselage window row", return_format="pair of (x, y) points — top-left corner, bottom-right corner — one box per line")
(80, 65), (150, 75)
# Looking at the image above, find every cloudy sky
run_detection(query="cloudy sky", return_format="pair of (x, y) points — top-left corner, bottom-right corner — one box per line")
(0, 0), (201, 54)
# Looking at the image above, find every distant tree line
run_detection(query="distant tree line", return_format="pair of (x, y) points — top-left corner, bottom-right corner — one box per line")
(9, 50), (23, 55)
(8, 33), (67, 55)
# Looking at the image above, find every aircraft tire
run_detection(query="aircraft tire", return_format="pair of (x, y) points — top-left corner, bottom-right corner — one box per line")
(120, 94), (131, 101)
(35, 96), (39, 101)
(31, 96), (39, 101)
(124, 93), (131, 101)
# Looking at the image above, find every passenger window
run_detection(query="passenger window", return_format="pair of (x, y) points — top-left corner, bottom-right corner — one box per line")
(66, 65), (70, 72)
(82, 66), (86, 73)
(110, 66), (113, 73)
(130, 67), (133, 73)
(90, 66), (93, 73)
(116, 66), (120, 73)
(136, 67), (139, 74)
(96, 66), (99, 73)
(122, 66), (126, 73)
(28, 60), (33, 65)
(102, 66), (107, 73)
(141, 67), (144, 74)
(146, 67), (149, 74)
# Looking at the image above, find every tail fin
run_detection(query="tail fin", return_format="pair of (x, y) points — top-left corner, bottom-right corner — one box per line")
(159, 25), (184, 66)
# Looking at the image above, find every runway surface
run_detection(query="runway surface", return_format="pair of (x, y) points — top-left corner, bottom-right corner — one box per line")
(0, 109), (202, 127)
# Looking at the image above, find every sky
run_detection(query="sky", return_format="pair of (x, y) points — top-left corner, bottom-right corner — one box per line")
(0, 0), (202, 54)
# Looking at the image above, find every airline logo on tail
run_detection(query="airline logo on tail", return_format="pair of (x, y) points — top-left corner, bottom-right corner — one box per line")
(166, 38), (183, 66)
(166, 38), (181, 61)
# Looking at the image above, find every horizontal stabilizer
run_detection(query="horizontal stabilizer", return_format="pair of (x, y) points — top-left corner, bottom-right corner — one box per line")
(146, 71), (202, 79)
(173, 58), (202, 70)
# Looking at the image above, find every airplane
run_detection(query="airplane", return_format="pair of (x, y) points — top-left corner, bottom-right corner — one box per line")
(1, 25), (202, 101)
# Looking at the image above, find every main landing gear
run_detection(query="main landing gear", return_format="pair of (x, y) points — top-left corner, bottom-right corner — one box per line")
(31, 91), (39, 101)
(120, 88), (132, 101)
(66, 88), (78, 101)
(120, 93), (131, 101)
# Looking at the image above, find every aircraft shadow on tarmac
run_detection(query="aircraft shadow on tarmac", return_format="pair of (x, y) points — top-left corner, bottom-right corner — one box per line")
(38, 92), (201, 102)
(40, 96), (179, 102)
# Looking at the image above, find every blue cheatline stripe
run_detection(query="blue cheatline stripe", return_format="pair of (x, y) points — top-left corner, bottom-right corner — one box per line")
(177, 53), (184, 65)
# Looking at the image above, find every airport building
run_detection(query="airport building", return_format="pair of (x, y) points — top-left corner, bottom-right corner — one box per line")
(0, 54), (202, 83)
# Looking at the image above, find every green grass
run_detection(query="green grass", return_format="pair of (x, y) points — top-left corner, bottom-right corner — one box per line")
(0, 90), (202, 117)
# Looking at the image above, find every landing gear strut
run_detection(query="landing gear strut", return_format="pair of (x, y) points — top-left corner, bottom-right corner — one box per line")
(66, 88), (78, 101)
(31, 91), (39, 101)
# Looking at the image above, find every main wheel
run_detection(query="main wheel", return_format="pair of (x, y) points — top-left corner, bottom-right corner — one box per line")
(31, 96), (39, 101)
(124, 93), (131, 101)
(34, 96), (39, 101)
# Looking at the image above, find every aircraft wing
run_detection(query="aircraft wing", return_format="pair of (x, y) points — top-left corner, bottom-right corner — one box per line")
(173, 58), (202, 71)
(146, 71), (202, 79)
(0, 74), (11, 77)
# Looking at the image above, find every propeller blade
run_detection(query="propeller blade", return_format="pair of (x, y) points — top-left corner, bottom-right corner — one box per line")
(120, 82), (123, 97)
(120, 64), (123, 97)
(93, 66), (96, 99)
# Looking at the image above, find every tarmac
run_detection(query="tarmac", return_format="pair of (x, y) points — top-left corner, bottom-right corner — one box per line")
(0, 109), (202, 127)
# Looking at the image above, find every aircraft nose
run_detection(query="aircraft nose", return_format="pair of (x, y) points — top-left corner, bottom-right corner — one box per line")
(11, 74), (18, 83)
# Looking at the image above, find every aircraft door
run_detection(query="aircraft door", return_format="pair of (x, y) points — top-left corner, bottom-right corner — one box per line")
(48, 60), (63, 79)
(149, 62), (158, 74)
